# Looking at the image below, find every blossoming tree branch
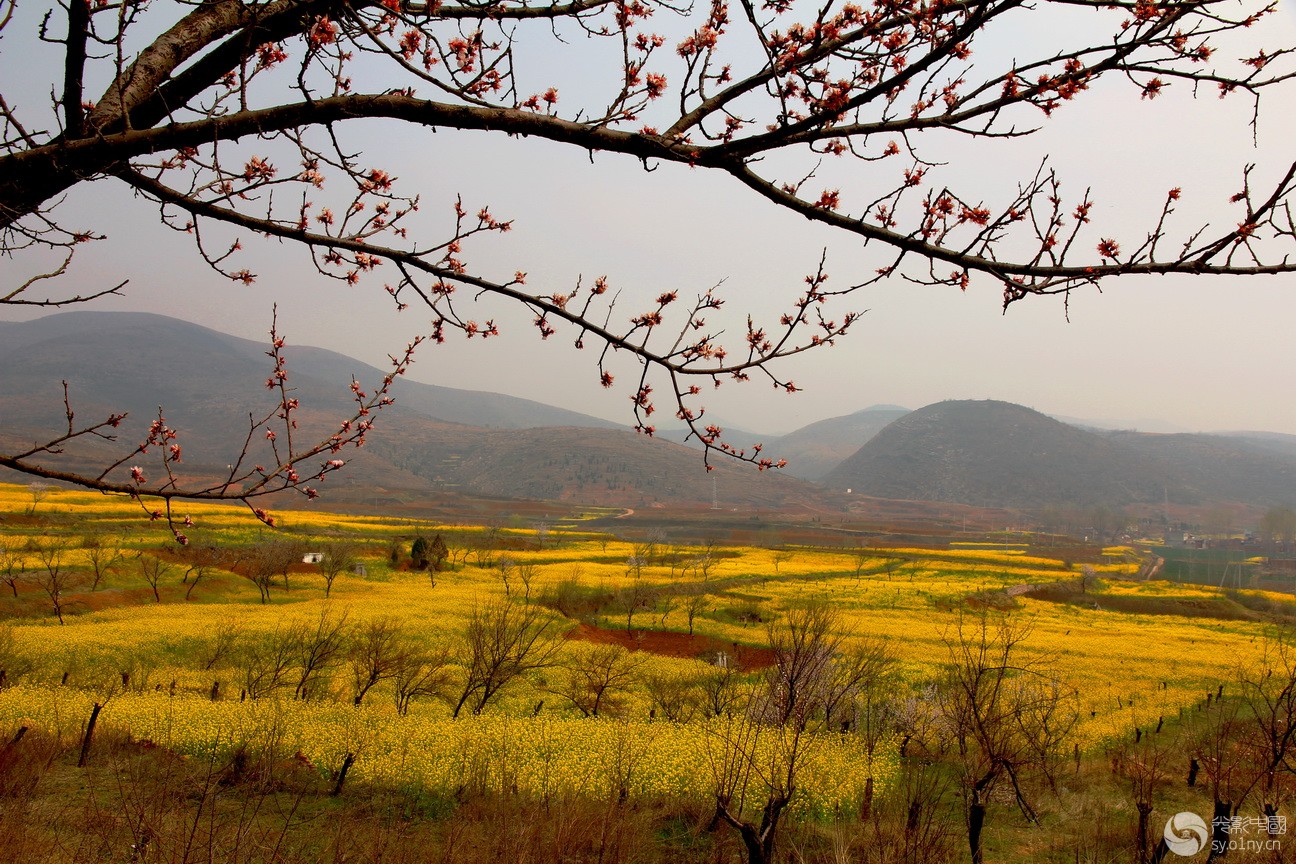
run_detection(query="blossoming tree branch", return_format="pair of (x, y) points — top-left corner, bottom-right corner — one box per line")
(0, 0), (1293, 528)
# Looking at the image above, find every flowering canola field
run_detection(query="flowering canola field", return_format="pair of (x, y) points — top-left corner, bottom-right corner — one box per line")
(0, 483), (1275, 803)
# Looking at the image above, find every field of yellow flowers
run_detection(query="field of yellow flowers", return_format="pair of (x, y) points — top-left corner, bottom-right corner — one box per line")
(0, 482), (1278, 807)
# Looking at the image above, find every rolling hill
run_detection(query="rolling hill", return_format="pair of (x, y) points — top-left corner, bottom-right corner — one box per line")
(0, 312), (822, 509)
(771, 405), (911, 480)
(825, 399), (1296, 510)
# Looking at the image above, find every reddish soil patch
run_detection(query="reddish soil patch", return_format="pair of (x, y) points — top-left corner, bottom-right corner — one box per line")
(566, 623), (776, 671)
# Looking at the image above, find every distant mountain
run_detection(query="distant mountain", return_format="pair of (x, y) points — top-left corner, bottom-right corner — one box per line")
(1213, 431), (1296, 462)
(825, 400), (1180, 509)
(0, 311), (618, 431)
(1048, 413), (1190, 434)
(1105, 431), (1296, 507)
(772, 405), (911, 480)
(825, 400), (1296, 510)
(0, 312), (819, 508)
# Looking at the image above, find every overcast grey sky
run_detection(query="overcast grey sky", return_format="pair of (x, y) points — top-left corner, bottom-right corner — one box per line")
(4, 1), (1296, 437)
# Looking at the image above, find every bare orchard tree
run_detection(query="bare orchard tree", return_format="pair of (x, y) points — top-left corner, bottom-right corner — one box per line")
(0, 545), (24, 598)
(1110, 712), (1181, 864)
(515, 561), (539, 604)
(1237, 632), (1296, 841)
(31, 540), (77, 625)
(684, 589), (709, 637)
(938, 613), (1078, 864)
(550, 643), (646, 718)
(708, 688), (810, 864)
(242, 540), (301, 603)
(451, 600), (561, 718)
(709, 604), (879, 864)
(393, 641), (454, 716)
(82, 534), (123, 592)
(1194, 692), (1257, 862)
(26, 483), (49, 516)
(135, 552), (173, 603)
(347, 616), (404, 706)
(201, 620), (244, 672)
(495, 556), (515, 599)
(291, 607), (351, 700)
(237, 622), (300, 699)
(318, 542), (357, 598)
(180, 544), (228, 601)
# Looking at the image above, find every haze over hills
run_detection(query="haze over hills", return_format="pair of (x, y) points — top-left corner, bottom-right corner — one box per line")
(0, 312), (820, 509)
(0, 312), (619, 432)
(769, 405), (911, 480)
(826, 400), (1296, 510)
(3, 312), (1296, 515)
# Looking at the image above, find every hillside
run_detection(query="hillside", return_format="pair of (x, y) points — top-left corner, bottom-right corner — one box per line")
(0, 312), (821, 509)
(826, 400), (1296, 510)
(0, 312), (618, 431)
(825, 400), (1178, 509)
(772, 405), (911, 480)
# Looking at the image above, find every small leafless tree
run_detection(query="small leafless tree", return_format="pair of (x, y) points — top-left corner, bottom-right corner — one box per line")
(532, 522), (550, 550)
(852, 548), (872, 581)
(1238, 633), (1296, 840)
(348, 617), (404, 706)
(135, 553), (172, 603)
(644, 670), (702, 723)
(451, 600), (561, 718)
(708, 688), (811, 864)
(496, 557), (516, 599)
(515, 562), (539, 604)
(238, 624), (299, 700)
(939, 613), (1078, 864)
(619, 571), (654, 632)
(0, 545), (24, 598)
(685, 591), (710, 637)
(181, 544), (231, 601)
(32, 541), (76, 625)
(701, 662), (742, 719)
(551, 644), (645, 718)
(444, 537), (470, 571)
(319, 543), (357, 598)
(26, 483), (49, 516)
(657, 595), (677, 628)
(202, 620), (243, 672)
(691, 551), (718, 583)
(471, 540), (497, 570)
(393, 642), (453, 716)
(770, 549), (794, 574)
(82, 534), (122, 591)
(243, 541), (300, 604)
(1111, 714), (1180, 864)
(708, 606), (886, 864)
(291, 607), (351, 700)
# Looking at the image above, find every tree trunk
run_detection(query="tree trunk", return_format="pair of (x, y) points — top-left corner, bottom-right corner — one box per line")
(331, 752), (355, 797)
(77, 702), (103, 767)
(1207, 798), (1232, 861)
(968, 799), (987, 864)
(1136, 801), (1153, 864)
(860, 774), (875, 821)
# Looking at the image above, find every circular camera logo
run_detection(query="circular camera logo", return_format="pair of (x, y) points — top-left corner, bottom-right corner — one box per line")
(1164, 812), (1209, 857)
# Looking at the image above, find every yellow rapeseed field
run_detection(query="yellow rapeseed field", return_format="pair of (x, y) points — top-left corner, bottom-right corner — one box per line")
(0, 482), (1277, 806)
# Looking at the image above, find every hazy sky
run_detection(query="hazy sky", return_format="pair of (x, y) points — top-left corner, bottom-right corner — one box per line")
(5, 2), (1296, 438)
